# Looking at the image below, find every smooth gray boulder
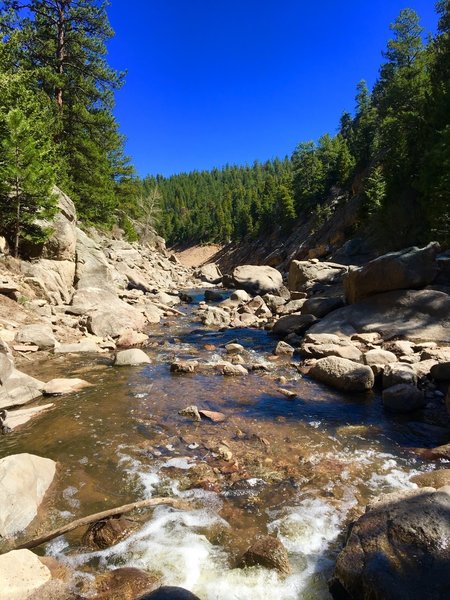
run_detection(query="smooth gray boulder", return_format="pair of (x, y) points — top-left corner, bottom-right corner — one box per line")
(309, 289), (450, 343)
(330, 486), (450, 600)
(309, 356), (374, 392)
(344, 242), (440, 304)
(15, 324), (56, 350)
(232, 265), (282, 295)
(0, 453), (56, 537)
(114, 349), (151, 366)
(195, 263), (222, 284)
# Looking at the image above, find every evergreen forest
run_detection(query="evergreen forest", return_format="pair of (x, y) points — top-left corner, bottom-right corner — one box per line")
(0, 1), (449, 256)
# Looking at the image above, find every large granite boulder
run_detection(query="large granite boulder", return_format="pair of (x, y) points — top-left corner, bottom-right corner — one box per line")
(15, 324), (57, 350)
(309, 356), (374, 392)
(330, 486), (450, 600)
(232, 265), (283, 295)
(0, 453), (56, 537)
(344, 242), (440, 304)
(75, 228), (116, 290)
(0, 368), (44, 410)
(21, 259), (75, 304)
(288, 260), (348, 292)
(195, 263), (222, 284)
(309, 289), (450, 343)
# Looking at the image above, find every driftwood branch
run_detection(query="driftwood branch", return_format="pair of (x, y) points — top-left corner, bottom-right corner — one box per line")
(12, 496), (187, 552)
(153, 301), (185, 316)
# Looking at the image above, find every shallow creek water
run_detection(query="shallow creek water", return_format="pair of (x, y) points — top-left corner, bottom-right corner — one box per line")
(1, 293), (449, 599)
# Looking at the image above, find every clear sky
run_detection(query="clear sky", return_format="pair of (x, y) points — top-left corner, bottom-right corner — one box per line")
(106, 1), (439, 178)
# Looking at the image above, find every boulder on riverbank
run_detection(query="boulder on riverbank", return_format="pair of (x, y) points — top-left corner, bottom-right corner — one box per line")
(231, 265), (283, 295)
(0, 549), (52, 599)
(330, 486), (450, 600)
(0, 453), (56, 537)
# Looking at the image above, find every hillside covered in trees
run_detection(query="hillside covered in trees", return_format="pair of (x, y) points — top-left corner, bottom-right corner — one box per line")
(0, 1), (448, 257)
(146, 3), (449, 250)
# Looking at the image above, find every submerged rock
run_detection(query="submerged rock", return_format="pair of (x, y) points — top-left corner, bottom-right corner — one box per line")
(95, 567), (160, 600)
(239, 535), (291, 575)
(170, 360), (199, 374)
(43, 378), (93, 395)
(83, 516), (134, 549)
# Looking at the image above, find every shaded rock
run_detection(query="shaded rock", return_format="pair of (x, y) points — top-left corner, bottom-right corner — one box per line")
(246, 295), (271, 316)
(288, 260), (347, 292)
(170, 360), (199, 374)
(351, 332), (381, 344)
(15, 324), (56, 350)
(309, 289), (450, 343)
(309, 357), (374, 392)
(43, 378), (92, 396)
(301, 296), (345, 318)
(232, 265), (283, 295)
(387, 340), (415, 356)
(330, 486), (450, 600)
(204, 289), (224, 302)
(344, 242), (440, 304)
(179, 405), (201, 421)
(383, 363), (417, 388)
(364, 349), (397, 367)
(272, 314), (317, 337)
(41, 187), (77, 261)
(195, 263), (222, 284)
(411, 469), (450, 488)
(262, 294), (286, 312)
(0, 453), (56, 537)
(83, 516), (133, 549)
(276, 298), (306, 315)
(382, 384), (425, 413)
(430, 361), (450, 381)
(114, 349), (150, 366)
(304, 333), (351, 346)
(0, 549), (51, 599)
(239, 535), (291, 575)
(137, 587), (201, 600)
(274, 340), (295, 356)
(95, 567), (160, 600)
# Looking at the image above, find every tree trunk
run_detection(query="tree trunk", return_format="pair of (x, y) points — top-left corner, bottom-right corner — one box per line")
(55, 0), (67, 108)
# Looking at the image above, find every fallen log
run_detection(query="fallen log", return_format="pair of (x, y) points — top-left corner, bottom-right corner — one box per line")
(12, 496), (187, 552)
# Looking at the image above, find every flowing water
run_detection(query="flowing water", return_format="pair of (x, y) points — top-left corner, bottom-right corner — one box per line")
(1, 292), (449, 599)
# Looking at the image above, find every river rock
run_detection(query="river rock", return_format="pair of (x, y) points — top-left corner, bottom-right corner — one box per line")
(54, 339), (100, 354)
(225, 343), (244, 355)
(274, 340), (295, 356)
(170, 360), (199, 374)
(0, 549), (52, 599)
(116, 329), (149, 347)
(330, 486), (450, 600)
(411, 469), (450, 488)
(288, 260), (347, 292)
(83, 516), (133, 549)
(0, 369), (45, 409)
(382, 384), (425, 413)
(272, 314), (317, 337)
(383, 363), (417, 388)
(217, 362), (248, 376)
(198, 409), (226, 422)
(204, 289), (224, 302)
(309, 357), (374, 392)
(0, 453), (56, 537)
(301, 343), (362, 362)
(232, 265), (283, 295)
(411, 359), (438, 380)
(114, 349), (151, 366)
(2, 403), (54, 431)
(95, 567), (160, 600)
(179, 405), (202, 421)
(344, 242), (440, 304)
(301, 296), (345, 318)
(430, 361), (450, 380)
(15, 324), (57, 350)
(309, 289), (450, 343)
(137, 587), (201, 600)
(230, 289), (251, 303)
(201, 306), (230, 327)
(239, 535), (291, 574)
(43, 378), (93, 395)
(364, 348), (397, 366)
(195, 263), (222, 284)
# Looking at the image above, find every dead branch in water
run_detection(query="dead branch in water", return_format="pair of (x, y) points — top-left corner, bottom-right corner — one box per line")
(9, 496), (187, 552)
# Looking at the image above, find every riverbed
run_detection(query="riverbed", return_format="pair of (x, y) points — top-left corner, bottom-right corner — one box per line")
(2, 293), (448, 599)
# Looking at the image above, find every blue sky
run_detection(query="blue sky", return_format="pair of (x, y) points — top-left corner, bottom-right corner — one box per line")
(106, 1), (439, 178)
